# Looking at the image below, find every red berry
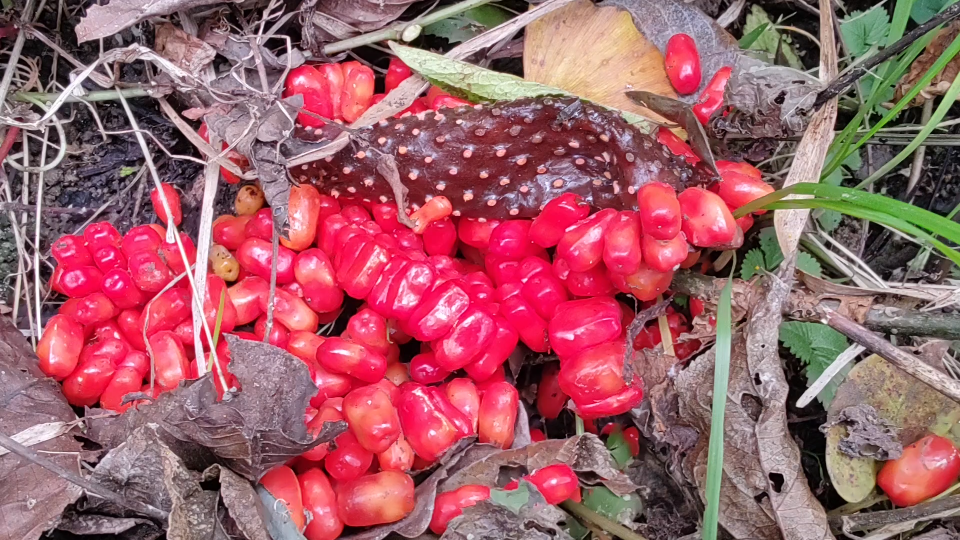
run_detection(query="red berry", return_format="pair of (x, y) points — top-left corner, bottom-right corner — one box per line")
(500, 293), (549, 353)
(677, 187), (739, 248)
(127, 251), (174, 293)
(37, 315), (84, 380)
(464, 317), (518, 382)
(536, 362), (567, 420)
(602, 211), (643, 275)
(557, 209), (617, 272)
(52, 235), (93, 268)
(716, 170), (774, 213)
(657, 127), (699, 164)
(83, 222), (122, 252)
(317, 337), (387, 383)
(478, 381), (518, 448)
(343, 385), (401, 453)
(665, 34), (701, 95)
(693, 66), (732, 124)
(641, 233), (690, 273)
(423, 217), (458, 256)
(396, 383), (468, 461)
(548, 297), (622, 359)
(282, 184), (322, 251)
(58, 266), (104, 298)
(99, 367), (144, 412)
(337, 471), (415, 527)
(637, 182), (682, 241)
(260, 466), (306, 532)
(212, 215), (250, 250)
(610, 262), (674, 301)
(283, 65), (334, 129)
(340, 61), (375, 123)
(298, 468), (343, 540)
(236, 237), (296, 284)
(149, 331), (190, 390)
(406, 280), (471, 342)
(530, 193), (590, 248)
(150, 183), (182, 227)
(430, 485), (491, 535)
(458, 218), (501, 250)
(433, 306), (497, 370)
(877, 435), (960, 507)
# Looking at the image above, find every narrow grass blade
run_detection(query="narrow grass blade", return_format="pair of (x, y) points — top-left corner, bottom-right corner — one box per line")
(702, 261), (735, 540)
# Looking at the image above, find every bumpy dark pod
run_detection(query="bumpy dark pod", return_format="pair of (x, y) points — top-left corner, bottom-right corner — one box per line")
(292, 97), (709, 219)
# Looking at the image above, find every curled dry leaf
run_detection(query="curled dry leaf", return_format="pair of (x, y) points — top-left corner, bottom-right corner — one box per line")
(896, 22), (960, 105)
(821, 404), (902, 461)
(76, 0), (237, 42)
(0, 317), (83, 540)
(825, 354), (960, 503)
(154, 23), (216, 79)
(87, 337), (346, 481)
(676, 334), (780, 540)
(742, 269), (832, 540)
(300, 0), (417, 47)
(444, 482), (574, 540)
(216, 466), (271, 540)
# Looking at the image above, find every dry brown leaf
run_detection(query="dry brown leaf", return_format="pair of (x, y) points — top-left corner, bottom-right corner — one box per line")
(0, 318), (83, 540)
(154, 24), (216, 78)
(523, 0), (677, 122)
(774, 0), (838, 258)
(676, 269), (833, 540)
(676, 335), (780, 540)
(896, 22), (960, 105)
(743, 270), (833, 540)
(76, 0), (234, 43)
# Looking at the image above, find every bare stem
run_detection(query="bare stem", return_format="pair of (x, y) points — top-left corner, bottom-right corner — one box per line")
(559, 500), (649, 540)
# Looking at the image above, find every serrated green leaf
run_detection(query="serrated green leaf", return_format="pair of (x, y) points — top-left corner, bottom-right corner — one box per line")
(841, 5), (891, 58)
(816, 209), (843, 232)
(758, 227), (784, 269)
(605, 428), (632, 469)
(389, 43), (652, 129)
(740, 249), (766, 279)
(797, 252), (822, 277)
(780, 322), (849, 406)
(912, 0), (949, 23)
(743, 6), (803, 69)
(581, 487), (643, 524)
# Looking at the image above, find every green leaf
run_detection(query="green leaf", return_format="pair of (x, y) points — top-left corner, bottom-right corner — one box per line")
(673, 293), (689, 308)
(605, 428), (632, 469)
(489, 484), (531, 512)
(758, 227), (784, 269)
(743, 6), (803, 69)
(740, 248), (766, 279)
(816, 209), (843, 232)
(739, 22), (769, 49)
(580, 487), (643, 524)
(779, 322), (848, 405)
(841, 5), (891, 58)
(912, 0), (949, 23)
(389, 43), (652, 128)
(797, 252), (822, 277)
(423, 5), (513, 44)
(119, 166), (139, 177)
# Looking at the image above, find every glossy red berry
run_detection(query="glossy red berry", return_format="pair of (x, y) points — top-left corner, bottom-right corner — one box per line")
(430, 485), (491, 535)
(677, 187), (739, 248)
(548, 297), (622, 359)
(337, 471), (415, 527)
(150, 183), (182, 226)
(602, 211), (643, 275)
(637, 182), (682, 241)
(37, 315), (84, 380)
(693, 66), (732, 124)
(557, 209), (617, 272)
(665, 34), (701, 95)
(530, 193), (590, 248)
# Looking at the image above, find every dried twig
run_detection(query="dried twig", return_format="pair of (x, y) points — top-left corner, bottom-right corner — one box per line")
(824, 308), (960, 403)
(0, 430), (169, 522)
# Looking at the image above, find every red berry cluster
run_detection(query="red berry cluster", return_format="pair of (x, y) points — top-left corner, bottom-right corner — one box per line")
(283, 57), (470, 131)
(663, 32), (733, 124)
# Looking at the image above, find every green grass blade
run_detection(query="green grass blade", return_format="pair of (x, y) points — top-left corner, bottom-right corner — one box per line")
(760, 199), (960, 265)
(857, 68), (960, 188)
(702, 260), (735, 540)
(739, 23), (769, 48)
(823, 36), (936, 177)
(734, 184), (960, 244)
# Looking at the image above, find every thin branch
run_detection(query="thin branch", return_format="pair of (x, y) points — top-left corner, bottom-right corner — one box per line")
(0, 430), (170, 522)
(815, 1), (960, 107)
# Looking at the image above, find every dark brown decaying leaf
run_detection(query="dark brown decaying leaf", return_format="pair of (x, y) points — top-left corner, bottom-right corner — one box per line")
(676, 337), (780, 540)
(155, 24), (216, 78)
(743, 268), (832, 540)
(715, 56), (822, 139)
(626, 453), (701, 540)
(76, 0), (236, 42)
(87, 337), (346, 481)
(441, 434), (637, 496)
(217, 466), (271, 540)
(54, 511), (159, 538)
(300, 0), (415, 48)
(896, 22), (960, 105)
(821, 404), (902, 461)
(0, 318), (83, 540)
(443, 483), (574, 540)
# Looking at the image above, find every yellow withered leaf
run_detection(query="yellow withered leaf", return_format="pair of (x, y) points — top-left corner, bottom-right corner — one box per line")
(524, 0), (677, 122)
